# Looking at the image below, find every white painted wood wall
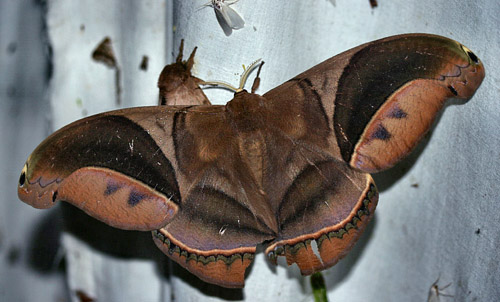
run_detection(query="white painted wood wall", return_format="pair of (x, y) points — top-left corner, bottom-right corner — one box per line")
(1, 0), (499, 301)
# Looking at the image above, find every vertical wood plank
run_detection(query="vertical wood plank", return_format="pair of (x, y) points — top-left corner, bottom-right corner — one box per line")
(0, 0), (67, 301)
(46, 1), (172, 301)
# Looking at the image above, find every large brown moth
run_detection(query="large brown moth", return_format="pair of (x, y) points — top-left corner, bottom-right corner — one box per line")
(18, 34), (485, 288)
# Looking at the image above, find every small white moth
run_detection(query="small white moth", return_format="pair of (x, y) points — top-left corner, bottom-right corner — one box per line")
(204, 0), (245, 36)
(428, 277), (454, 302)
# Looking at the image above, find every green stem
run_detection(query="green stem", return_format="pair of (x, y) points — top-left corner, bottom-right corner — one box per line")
(311, 272), (328, 302)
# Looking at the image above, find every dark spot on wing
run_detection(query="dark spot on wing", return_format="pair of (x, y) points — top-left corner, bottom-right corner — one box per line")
(128, 191), (146, 206)
(19, 171), (25, 186)
(465, 48), (479, 63)
(104, 182), (121, 195)
(389, 106), (408, 118)
(448, 85), (458, 96)
(372, 125), (391, 140)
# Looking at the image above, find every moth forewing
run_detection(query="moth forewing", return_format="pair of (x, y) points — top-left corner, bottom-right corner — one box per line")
(208, 0), (245, 35)
(218, 2), (245, 29)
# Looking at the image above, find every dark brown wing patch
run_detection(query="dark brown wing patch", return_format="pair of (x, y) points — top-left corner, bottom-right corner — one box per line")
(333, 35), (485, 172)
(266, 161), (378, 275)
(18, 113), (181, 230)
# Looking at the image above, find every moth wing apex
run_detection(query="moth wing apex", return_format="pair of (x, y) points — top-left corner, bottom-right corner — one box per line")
(18, 172), (58, 209)
(333, 34), (485, 173)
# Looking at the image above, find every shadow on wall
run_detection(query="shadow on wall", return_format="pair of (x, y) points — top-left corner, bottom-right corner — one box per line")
(25, 208), (65, 274)
(28, 201), (376, 300)
(60, 203), (162, 260)
(323, 213), (378, 291)
(62, 203), (245, 300)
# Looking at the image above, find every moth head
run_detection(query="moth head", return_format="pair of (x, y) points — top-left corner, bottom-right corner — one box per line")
(158, 63), (192, 93)
(158, 42), (199, 95)
(211, 0), (223, 10)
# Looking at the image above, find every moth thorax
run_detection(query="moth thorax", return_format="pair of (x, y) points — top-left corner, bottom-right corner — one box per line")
(238, 131), (266, 191)
(226, 91), (266, 131)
